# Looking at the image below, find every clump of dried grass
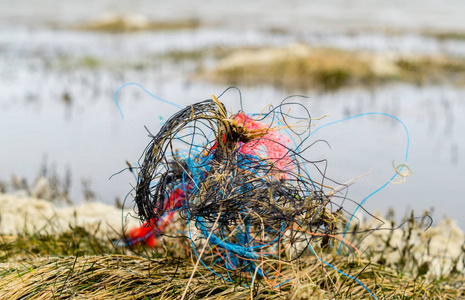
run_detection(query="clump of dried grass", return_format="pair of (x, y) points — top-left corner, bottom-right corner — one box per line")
(0, 255), (285, 299)
(203, 45), (375, 91)
(201, 44), (465, 91)
(1, 211), (465, 299)
(75, 13), (200, 33)
(1, 252), (464, 299)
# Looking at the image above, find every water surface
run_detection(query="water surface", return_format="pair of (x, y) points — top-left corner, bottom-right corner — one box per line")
(1, 1), (464, 227)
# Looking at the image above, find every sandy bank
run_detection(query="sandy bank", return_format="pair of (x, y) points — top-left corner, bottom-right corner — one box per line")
(0, 193), (139, 238)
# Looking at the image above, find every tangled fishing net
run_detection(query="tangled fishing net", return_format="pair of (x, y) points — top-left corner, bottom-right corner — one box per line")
(119, 92), (365, 284)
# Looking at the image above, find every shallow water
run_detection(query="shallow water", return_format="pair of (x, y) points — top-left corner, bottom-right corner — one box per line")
(1, 1), (464, 227)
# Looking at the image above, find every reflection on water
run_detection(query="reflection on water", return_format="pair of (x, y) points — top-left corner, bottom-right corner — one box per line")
(1, 1), (464, 227)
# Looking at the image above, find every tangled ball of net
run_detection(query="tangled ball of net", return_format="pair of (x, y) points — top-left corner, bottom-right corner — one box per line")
(131, 96), (343, 279)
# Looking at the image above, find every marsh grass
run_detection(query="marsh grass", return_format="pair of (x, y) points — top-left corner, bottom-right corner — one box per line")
(76, 16), (200, 33)
(425, 31), (465, 41)
(1, 213), (465, 299)
(0, 223), (120, 262)
(202, 45), (465, 91)
(205, 47), (376, 91)
(1, 250), (464, 299)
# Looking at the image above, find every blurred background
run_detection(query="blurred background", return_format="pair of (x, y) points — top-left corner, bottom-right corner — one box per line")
(1, 0), (464, 226)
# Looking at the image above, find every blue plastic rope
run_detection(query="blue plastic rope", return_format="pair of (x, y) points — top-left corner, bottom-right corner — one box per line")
(114, 82), (182, 120)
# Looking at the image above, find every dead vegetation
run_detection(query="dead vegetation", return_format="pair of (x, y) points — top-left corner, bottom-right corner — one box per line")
(75, 13), (200, 33)
(1, 210), (465, 299)
(1, 250), (464, 299)
(424, 31), (465, 41)
(200, 44), (465, 91)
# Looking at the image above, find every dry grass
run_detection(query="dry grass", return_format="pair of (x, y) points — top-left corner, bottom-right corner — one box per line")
(201, 44), (465, 91)
(424, 31), (465, 41)
(0, 255), (283, 300)
(395, 56), (465, 83)
(1, 218), (465, 299)
(1, 252), (464, 299)
(75, 14), (200, 33)
(202, 46), (375, 91)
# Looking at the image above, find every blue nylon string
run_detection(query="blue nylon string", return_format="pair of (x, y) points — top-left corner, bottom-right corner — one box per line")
(308, 112), (410, 254)
(196, 217), (260, 260)
(186, 209), (232, 281)
(113, 82), (182, 120)
(307, 242), (378, 300)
